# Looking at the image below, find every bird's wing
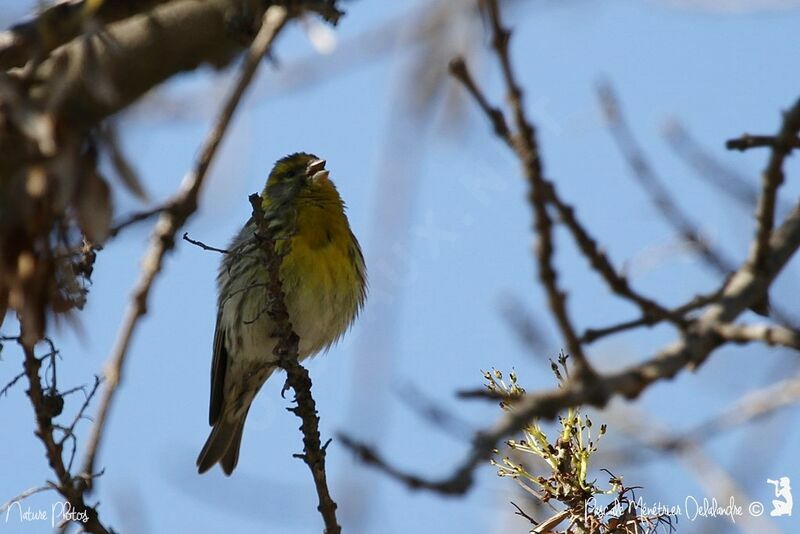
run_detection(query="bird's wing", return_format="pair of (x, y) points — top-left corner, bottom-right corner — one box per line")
(209, 313), (228, 425)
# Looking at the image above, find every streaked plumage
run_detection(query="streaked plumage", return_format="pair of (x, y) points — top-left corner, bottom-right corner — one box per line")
(197, 153), (366, 475)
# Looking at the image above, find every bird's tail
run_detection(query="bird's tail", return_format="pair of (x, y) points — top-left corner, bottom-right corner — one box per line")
(196, 407), (249, 475)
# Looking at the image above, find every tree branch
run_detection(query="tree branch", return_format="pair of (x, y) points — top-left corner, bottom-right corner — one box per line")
(247, 193), (341, 534)
(713, 322), (800, 350)
(182, 232), (230, 254)
(0, 0), (342, 179)
(19, 338), (110, 533)
(0, 0), (174, 70)
(579, 288), (722, 344)
(726, 133), (800, 152)
(747, 98), (800, 275)
(0, 484), (53, 516)
(482, 1), (595, 377)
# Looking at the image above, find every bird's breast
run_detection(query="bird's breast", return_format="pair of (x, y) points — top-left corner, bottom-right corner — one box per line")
(280, 224), (365, 356)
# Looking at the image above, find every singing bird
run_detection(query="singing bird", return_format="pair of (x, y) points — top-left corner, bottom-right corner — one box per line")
(197, 153), (366, 475)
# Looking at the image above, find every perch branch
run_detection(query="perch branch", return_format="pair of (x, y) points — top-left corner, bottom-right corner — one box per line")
(248, 193), (341, 534)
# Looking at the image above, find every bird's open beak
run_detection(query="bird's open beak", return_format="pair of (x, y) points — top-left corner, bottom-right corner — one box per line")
(308, 159), (329, 182)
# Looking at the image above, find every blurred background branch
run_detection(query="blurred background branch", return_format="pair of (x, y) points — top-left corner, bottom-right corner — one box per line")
(340, 0), (800, 514)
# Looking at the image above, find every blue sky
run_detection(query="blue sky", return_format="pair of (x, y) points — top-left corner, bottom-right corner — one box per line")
(2, 1), (800, 533)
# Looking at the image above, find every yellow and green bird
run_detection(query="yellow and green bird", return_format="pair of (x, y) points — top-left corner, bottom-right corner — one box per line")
(197, 153), (366, 475)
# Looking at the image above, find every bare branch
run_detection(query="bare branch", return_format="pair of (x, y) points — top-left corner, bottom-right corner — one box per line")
(19, 338), (110, 533)
(182, 232), (229, 254)
(248, 193), (341, 533)
(693, 375), (800, 437)
(395, 382), (474, 439)
(726, 133), (800, 152)
(339, 433), (457, 492)
(108, 207), (165, 238)
(0, 0), (173, 70)
(60, 377), (102, 448)
(97, 122), (149, 201)
(1, 368), (26, 398)
(580, 288), (723, 344)
(612, 375), (800, 462)
(747, 98), (800, 274)
(598, 82), (799, 324)
(713, 322), (800, 351)
(0, 485), (54, 515)
(498, 295), (552, 354)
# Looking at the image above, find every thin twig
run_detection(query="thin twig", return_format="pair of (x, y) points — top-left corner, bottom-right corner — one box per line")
(19, 338), (110, 533)
(79, 6), (291, 489)
(60, 376), (102, 444)
(747, 98), (800, 275)
(248, 193), (341, 533)
(601, 83), (798, 326)
(182, 232), (229, 254)
(1, 369), (26, 397)
(340, 433), (455, 492)
(726, 133), (800, 152)
(580, 288), (723, 344)
(108, 206), (164, 238)
(395, 382), (474, 439)
(0, 485), (54, 515)
(498, 295), (552, 354)
(510, 501), (539, 526)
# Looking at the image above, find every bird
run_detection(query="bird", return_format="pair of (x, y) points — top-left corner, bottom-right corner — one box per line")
(197, 153), (366, 475)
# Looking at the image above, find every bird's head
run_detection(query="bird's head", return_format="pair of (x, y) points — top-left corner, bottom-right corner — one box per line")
(262, 152), (338, 207)
(260, 153), (345, 235)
